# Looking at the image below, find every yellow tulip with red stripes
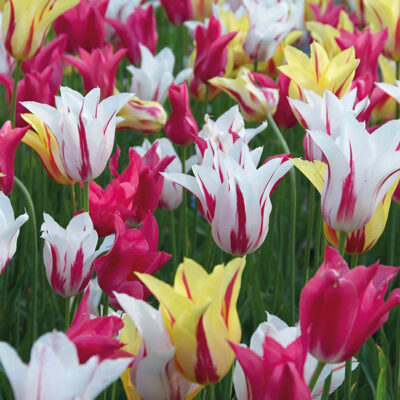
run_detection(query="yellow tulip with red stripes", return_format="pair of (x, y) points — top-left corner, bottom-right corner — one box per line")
(137, 257), (245, 385)
(2, 0), (79, 60)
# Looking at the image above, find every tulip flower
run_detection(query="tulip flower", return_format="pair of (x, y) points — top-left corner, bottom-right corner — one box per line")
(22, 87), (132, 181)
(288, 89), (369, 161)
(210, 67), (279, 121)
(2, 0), (79, 61)
(364, 0), (400, 61)
(193, 15), (237, 83)
(127, 45), (192, 104)
(279, 42), (359, 100)
(0, 192), (28, 275)
(0, 331), (133, 399)
(135, 139), (183, 211)
(160, 0), (193, 24)
(303, 113), (400, 233)
(108, 5), (158, 66)
(41, 212), (109, 297)
(21, 114), (74, 185)
(116, 293), (203, 399)
(0, 121), (28, 194)
(54, 0), (108, 53)
(66, 288), (131, 363)
(233, 313), (358, 400)
(194, 105), (267, 162)
(165, 82), (198, 146)
(64, 45), (127, 99)
(300, 245), (400, 363)
(94, 215), (171, 308)
(243, 0), (294, 62)
(165, 141), (292, 255)
(232, 327), (311, 399)
(137, 257), (245, 385)
(117, 95), (167, 134)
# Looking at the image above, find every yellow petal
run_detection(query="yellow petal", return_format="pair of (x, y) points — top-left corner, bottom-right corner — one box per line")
(290, 158), (326, 194)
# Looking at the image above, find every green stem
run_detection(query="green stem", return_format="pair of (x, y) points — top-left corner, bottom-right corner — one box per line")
(338, 231), (347, 256)
(65, 297), (71, 330)
(180, 146), (188, 258)
(266, 112), (296, 324)
(344, 358), (352, 400)
(103, 293), (109, 317)
(313, 209), (323, 272)
(309, 361), (325, 393)
(350, 254), (358, 269)
(204, 84), (210, 117)
(11, 60), (21, 128)
(395, 308), (400, 400)
(70, 183), (77, 215)
(304, 183), (315, 283)
(83, 181), (89, 213)
(110, 382), (117, 400)
(14, 176), (38, 345)
(321, 372), (332, 400)
(253, 60), (259, 73)
(169, 210), (178, 278)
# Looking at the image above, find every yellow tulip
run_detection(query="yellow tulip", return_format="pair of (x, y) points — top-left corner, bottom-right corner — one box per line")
(2, 0), (79, 60)
(364, 0), (400, 61)
(291, 158), (397, 254)
(279, 41), (359, 100)
(137, 257), (245, 385)
(117, 96), (167, 134)
(21, 113), (74, 185)
(209, 67), (279, 121)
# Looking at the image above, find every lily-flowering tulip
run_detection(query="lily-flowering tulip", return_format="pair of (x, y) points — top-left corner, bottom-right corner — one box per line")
(66, 288), (131, 363)
(22, 87), (132, 181)
(232, 326), (312, 399)
(54, 0), (107, 53)
(41, 212), (108, 297)
(108, 5), (158, 66)
(300, 245), (400, 363)
(165, 81), (198, 146)
(117, 95), (167, 134)
(64, 45), (127, 99)
(210, 67), (279, 121)
(193, 15), (237, 83)
(127, 45), (192, 104)
(1, 0), (79, 61)
(303, 113), (400, 233)
(0, 192), (28, 275)
(164, 141), (292, 255)
(137, 257), (245, 385)
(279, 42), (359, 100)
(160, 0), (193, 24)
(116, 293), (203, 399)
(135, 139), (183, 211)
(233, 313), (358, 400)
(364, 0), (400, 61)
(94, 215), (171, 308)
(243, 0), (294, 62)
(0, 121), (28, 194)
(0, 331), (133, 399)
(288, 89), (369, 161)
(21, 113), (74, 185)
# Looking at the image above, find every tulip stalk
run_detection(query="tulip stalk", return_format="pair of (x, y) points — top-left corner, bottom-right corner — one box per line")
(83, 181), (89, 213)
(321, 372), (332, 399)
(338, 231), (347, 256)
(266, 112), (297, 324)
(14, 176), (38, 346)
(65, 297), (71, 330)
(10, 61), (21, 128)
(309, 360), (326, 392)
(180, 146), (189, 257)
(304, 183), (315, 283)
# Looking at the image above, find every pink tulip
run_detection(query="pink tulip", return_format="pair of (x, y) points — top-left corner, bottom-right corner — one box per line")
(0, 121), (28, 195)
(160, 0), (192, 24)
(273, 73), (298, 130)
(108, 5), (157, 66)
(193, 15), (236, 83)
(165, 82), (198, 146)
(64, 45), (127, 99)
(309, 0), (358, 27)
(54, 0), (108, 53)
(300, 245), (400, 363)
(66, 288), (131, 363)
(231, 333), (312, 399)
(94, 215), (170, 308)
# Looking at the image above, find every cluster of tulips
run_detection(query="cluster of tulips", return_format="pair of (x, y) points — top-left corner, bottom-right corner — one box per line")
(1, 0), (400, 399)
